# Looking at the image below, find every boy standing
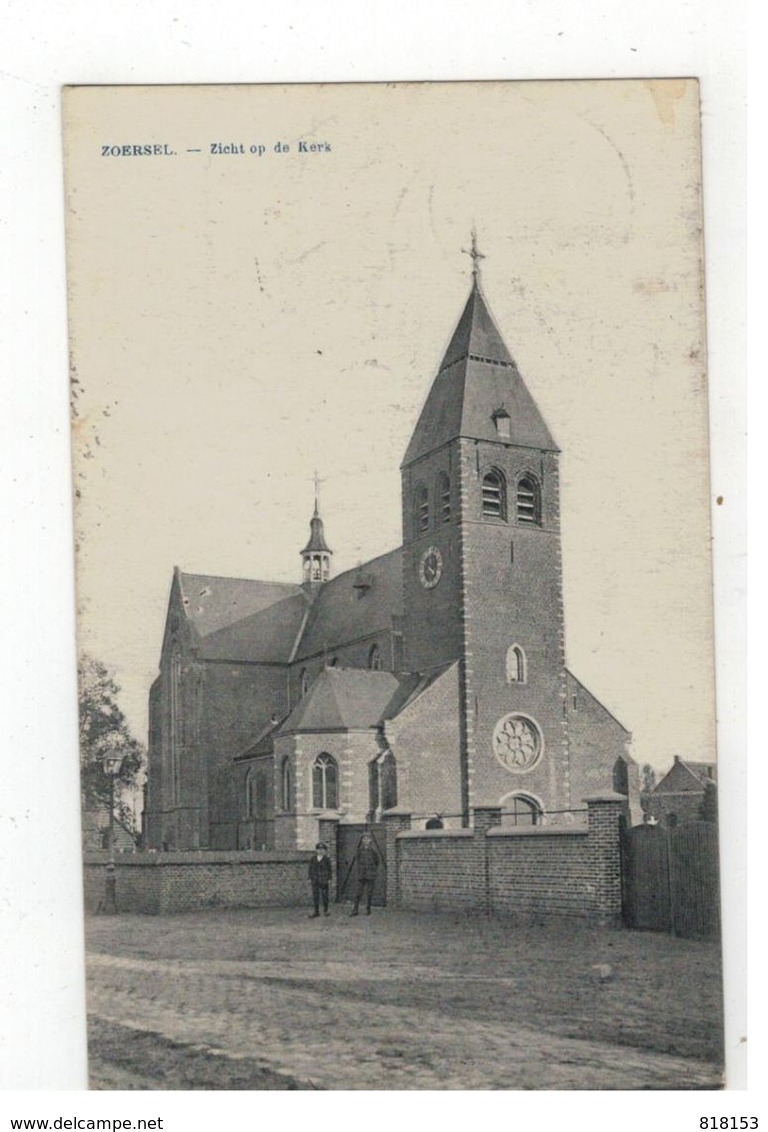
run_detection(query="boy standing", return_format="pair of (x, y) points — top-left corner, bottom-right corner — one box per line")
(308, 841), (332, 918)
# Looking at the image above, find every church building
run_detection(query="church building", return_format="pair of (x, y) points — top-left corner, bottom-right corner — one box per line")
(144, 253), (639, 851)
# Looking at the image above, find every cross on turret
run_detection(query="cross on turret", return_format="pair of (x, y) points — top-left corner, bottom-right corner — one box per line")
(301, 472), (332, 586)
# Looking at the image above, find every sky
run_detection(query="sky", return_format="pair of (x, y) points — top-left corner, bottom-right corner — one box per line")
(64, 79), (715, 774)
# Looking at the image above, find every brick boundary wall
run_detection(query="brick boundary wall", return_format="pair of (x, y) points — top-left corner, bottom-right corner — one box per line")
(82, 796), (626, 923)
(393, 795), (627, 925)
(83, 850), (312, 915)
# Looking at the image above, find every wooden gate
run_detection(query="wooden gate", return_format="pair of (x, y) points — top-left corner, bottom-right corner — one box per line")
(621, 821), (720, 938)
(336, 823), (387, 906)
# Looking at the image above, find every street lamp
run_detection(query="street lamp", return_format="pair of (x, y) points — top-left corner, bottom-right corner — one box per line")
(101, 750), (125, 914)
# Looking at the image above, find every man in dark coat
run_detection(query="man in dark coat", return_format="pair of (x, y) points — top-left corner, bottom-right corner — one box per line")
(350, 831), (380, 916)
(308, 842), (332, 918)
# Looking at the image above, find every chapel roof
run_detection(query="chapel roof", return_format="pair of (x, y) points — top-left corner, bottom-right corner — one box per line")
(280, 667), (403, 733)
(403, 277), (558, 466)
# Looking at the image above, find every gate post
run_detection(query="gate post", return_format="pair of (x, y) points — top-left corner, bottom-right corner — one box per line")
(470, 806), (503, 917)
(585, 794), (628, 926)
(318, 817), (339, 898)
(382, 811), (411, 908)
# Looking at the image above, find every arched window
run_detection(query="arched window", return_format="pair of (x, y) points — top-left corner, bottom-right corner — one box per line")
(379, 751), (397, 811)
(613, 757), (629, 796)
(500, 792), (543, 828)
(516, 475), (541, 524)
(312, 753), (338, 810)
(300, 668), (309, 697)
(482, 469), (506, 520)
(369, 750), (397, 814)
(414, 484), (429, 534)
(329, 656), (339, 668)
(244, 767), (257, 819)
(506, 644), (526, 684)
(169, 642), (182, 804)
(280, 756), (293, 811)
(368, 643), (381, 671)
(437, 472), (451, 523)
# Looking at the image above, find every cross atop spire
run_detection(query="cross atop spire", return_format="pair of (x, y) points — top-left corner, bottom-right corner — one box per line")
(310, 469), (326, 516)
(462, 228), (485, 284)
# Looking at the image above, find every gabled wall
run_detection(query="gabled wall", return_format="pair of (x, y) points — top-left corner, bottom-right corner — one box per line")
(566, 672), (640, 823)
(383, 663), (463, 826)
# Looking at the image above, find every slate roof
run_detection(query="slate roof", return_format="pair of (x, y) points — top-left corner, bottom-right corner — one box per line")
(178, 571), (307, 663)
(174, 544), (402, 666)
(281, 667), (403, 733)
(294, 547), (403, 661)
(234, 714), (289, 760)
(196, 590), (309, 663)
(379, 664), (456, 720)
(403, 279), (558, 466)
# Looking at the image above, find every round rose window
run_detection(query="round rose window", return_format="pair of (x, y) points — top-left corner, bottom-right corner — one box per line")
(492, 713), (543, 773)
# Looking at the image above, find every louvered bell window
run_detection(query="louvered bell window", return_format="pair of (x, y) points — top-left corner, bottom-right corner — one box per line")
(482, 470), (505, 519)
(438, 473), (451, 523)
(516, 476), (540, 524)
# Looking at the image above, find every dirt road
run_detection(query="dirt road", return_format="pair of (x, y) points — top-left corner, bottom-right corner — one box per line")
(86, 908), (724, 1090)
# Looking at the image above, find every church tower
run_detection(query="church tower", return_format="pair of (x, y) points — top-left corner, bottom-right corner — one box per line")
(300, 481), (332, 587)
(401, 238), (570, 821)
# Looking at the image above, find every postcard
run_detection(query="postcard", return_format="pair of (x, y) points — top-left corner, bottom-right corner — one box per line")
(64, 80), (723, 1089)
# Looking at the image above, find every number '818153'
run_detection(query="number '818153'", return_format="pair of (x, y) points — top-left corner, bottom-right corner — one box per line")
(700, 1120), (757, 1129)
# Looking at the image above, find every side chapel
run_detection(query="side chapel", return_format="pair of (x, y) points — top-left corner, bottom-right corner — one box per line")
(144, 249), (640, 851)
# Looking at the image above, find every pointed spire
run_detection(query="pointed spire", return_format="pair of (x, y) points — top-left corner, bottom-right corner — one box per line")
(402, 259), (558, 467)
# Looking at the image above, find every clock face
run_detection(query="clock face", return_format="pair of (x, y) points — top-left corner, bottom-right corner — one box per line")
(418, 546), (443, 589)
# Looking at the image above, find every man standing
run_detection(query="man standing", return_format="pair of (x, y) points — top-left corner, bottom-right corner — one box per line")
(308, 841), (332, 918)
(350, 831), (380, 916)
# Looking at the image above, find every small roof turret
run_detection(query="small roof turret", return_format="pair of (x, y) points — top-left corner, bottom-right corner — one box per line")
(301, 473), (333, 586)
(301, 501), (332, 555)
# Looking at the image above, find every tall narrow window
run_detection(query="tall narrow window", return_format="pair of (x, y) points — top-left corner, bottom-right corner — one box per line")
(506, 644), (526, 684)
(368, 643), (382, 671)
(414, 484), (429, 533)
(244, 767), (256, 818)
(300, 668), (309, 697)
(437, 472), (451, 523)
(379, 751), (398, 811)
(312, 753), (338, 810)
(369, 751), (397, 814)
(613, 757), (629, 796)
(169, 643), (181, 804)
(482, 469), (506, 520)
(516, 475), (541, 524)
(280, 756), (293, 811)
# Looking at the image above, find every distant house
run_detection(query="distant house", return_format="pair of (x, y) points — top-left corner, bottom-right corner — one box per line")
(645, 756), (716, 826)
